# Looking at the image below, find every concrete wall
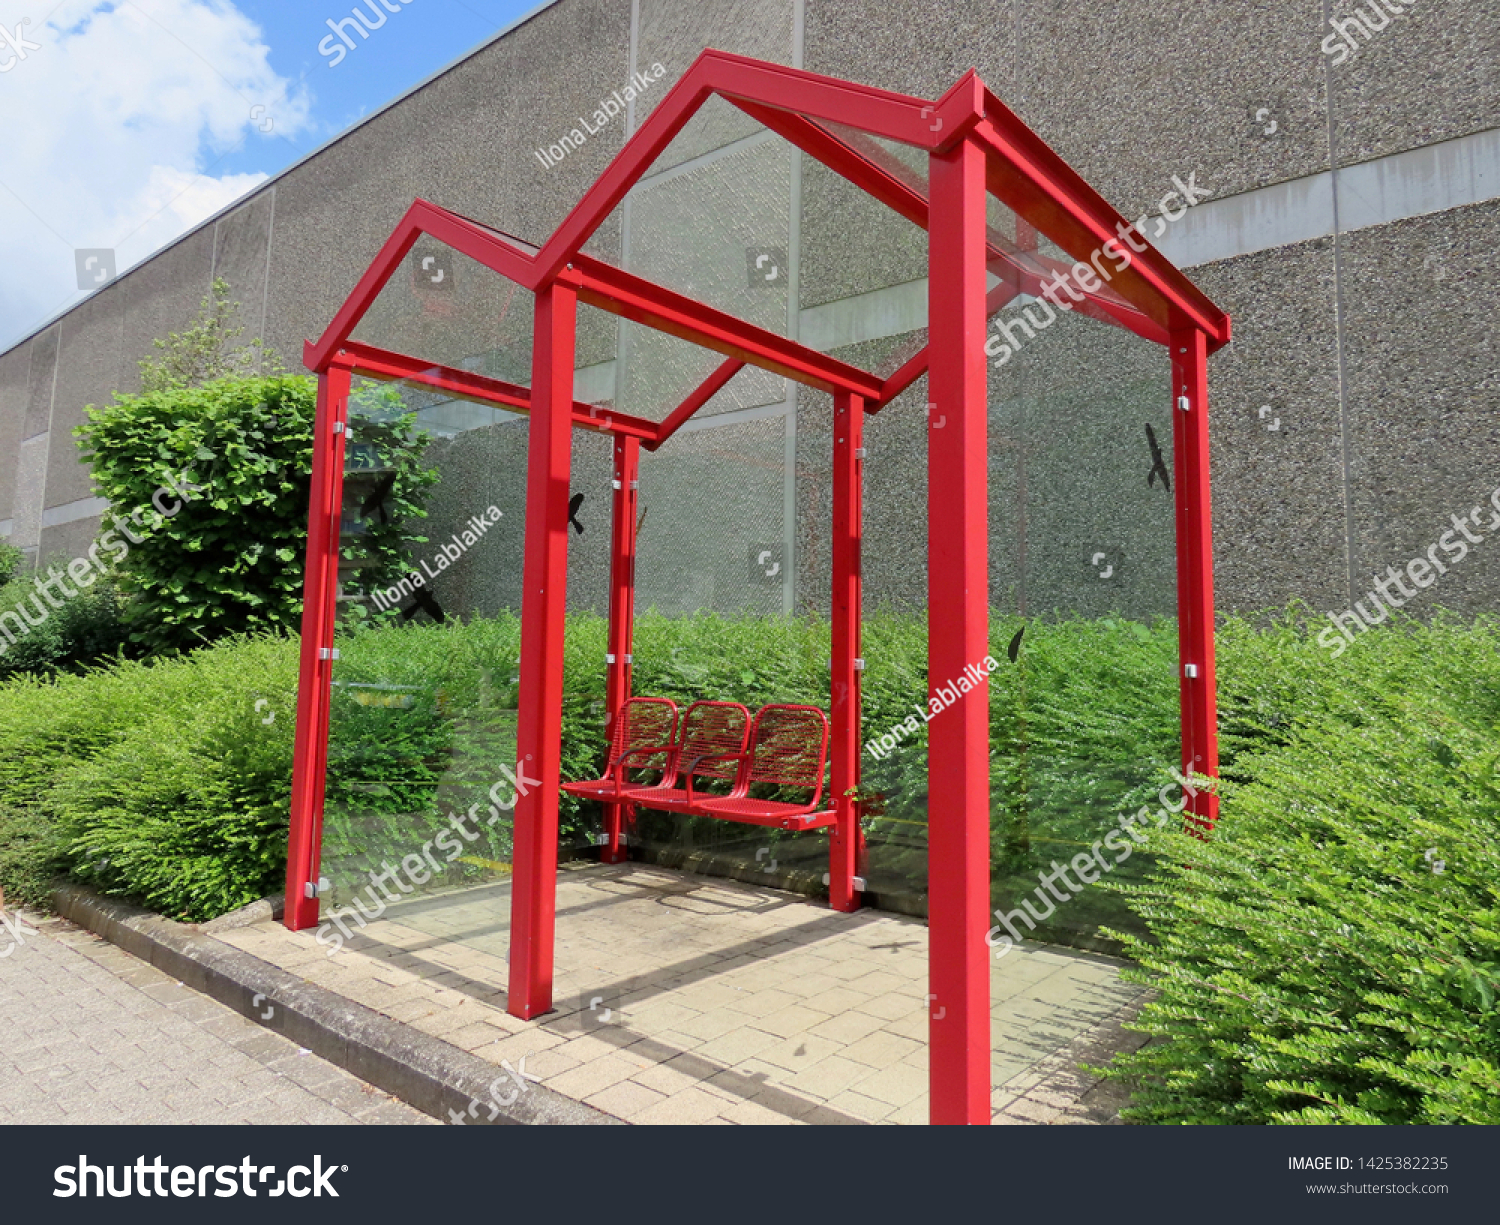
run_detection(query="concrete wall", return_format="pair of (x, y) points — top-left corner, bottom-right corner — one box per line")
(2, 0), (1497, 629)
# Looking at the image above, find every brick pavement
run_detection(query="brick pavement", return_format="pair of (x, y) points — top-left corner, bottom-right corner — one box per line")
(0, 910), (431, 1125)
(219, 863), (1148, 1125)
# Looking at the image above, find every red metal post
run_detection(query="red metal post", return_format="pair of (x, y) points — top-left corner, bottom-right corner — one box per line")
(925, 135), (993, 1125)
(508, 277), (579, 1020)
(1170, 328), (1220, 830)
(285, 364), (350, 930)
(829, 391), (864, 913)
(603, 433), (640, 865)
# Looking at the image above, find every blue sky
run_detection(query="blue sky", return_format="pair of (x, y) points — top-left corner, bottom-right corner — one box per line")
(0, 0), (547, 350)
(208, 0), (546, 179)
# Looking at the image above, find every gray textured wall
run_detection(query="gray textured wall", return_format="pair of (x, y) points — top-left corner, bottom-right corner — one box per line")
(2, 0), (1497, 633)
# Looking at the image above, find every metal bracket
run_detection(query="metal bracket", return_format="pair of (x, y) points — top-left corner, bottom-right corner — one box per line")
(853, 658), (867, 671)
(303, 878), (329, 899)
(1183, 663), (1199, 679)
(319, 648), (340, 662)
(853, 447), (868, 460)
(606, 653), (634, 665)
(1177, 395), (1191, 412)
(629, 480), (639, 490)
(611, 479), (621, 490)
(333, 421), (346, 434)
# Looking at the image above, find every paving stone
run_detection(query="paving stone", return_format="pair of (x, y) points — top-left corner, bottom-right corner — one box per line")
(0, 913), (428, 1126)
(582, 1078), (667, 1120)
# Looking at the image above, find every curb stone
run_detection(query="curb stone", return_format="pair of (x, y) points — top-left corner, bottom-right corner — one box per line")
(52, 883), (618, 1127)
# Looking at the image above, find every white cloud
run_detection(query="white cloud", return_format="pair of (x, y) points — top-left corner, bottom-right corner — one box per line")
(0, 0), (313, 350)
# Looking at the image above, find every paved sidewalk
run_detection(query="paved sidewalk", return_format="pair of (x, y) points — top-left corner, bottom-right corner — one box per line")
(0, 909), (431, 1125)
(220, 863), (1148, 1125)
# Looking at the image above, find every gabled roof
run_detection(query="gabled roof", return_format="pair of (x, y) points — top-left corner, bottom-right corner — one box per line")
(306, 49), (1229, 446)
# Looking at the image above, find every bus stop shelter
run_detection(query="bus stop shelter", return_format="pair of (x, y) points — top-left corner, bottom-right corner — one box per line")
(283, 48), (1230, 1125)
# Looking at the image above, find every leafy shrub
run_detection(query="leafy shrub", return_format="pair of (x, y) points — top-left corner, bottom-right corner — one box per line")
(74, 376), (434, 654)
(0, 541), (22, 586)
(0, 805), (63, 910)
(136, 275), (281, 394)
(1100, 618), (1500, 1124)
(0, 636), (300, 919)
(0, 563), (131, 681)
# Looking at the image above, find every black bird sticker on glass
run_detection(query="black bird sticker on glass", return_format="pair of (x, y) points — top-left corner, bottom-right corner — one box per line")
(568, 492), (585, 535)
(1007, 625), (1025, 663)
(401, 588), (446, 623)
(360, 472), (397, 525)
(1145, 424), (1171, 493)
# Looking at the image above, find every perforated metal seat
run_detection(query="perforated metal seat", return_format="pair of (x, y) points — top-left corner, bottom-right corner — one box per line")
(559, 696), (677, 802)
(624, 700), (751, 812)
(691, 704), (833, 830)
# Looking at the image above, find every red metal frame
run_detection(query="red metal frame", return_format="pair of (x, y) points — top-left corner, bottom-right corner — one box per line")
(603, 434), (641, 863)
(1171, 329), (1220, 831)
(926, 137), (994, 1125)
(285, 49), (1229, 1126)
(829, 391), (864, 913)
(508, 278), (578, 1020)
(284, 365), (348, 930)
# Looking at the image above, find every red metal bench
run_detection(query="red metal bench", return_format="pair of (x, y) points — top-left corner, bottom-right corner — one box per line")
(559, 696), (678, 803)
(564, 699), (833, 833)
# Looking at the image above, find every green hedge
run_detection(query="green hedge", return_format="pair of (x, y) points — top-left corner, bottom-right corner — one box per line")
(1, 605), (1492, 1123)
(1098, 613), (1500, 1124)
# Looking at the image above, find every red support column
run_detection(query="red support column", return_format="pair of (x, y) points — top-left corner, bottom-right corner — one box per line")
(508, 277), (579, 1020)
(926, 136), (993, 1125)
(829, 391), (864, 914)
(603, 433), (640, 865)
(285, 364), (350, 930)
(1170, 328), (1220, 831)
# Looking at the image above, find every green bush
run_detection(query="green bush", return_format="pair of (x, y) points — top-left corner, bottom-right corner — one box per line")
(1099, 616), (1500, 1124)
(0, 541), (22, 586)
(0, 805), (63, 910)
(74, 376), (434, 654)
(0, 563), (131, 681)
(0, 637), (299, 919)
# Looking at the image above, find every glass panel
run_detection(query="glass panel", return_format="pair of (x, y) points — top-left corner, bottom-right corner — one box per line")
(581, 303), (785, 426)
(612, 412), (837, 892)
(988, 307), (1178, 952)
(317, 374), (525, 934)
(349, 237), (534, 382)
